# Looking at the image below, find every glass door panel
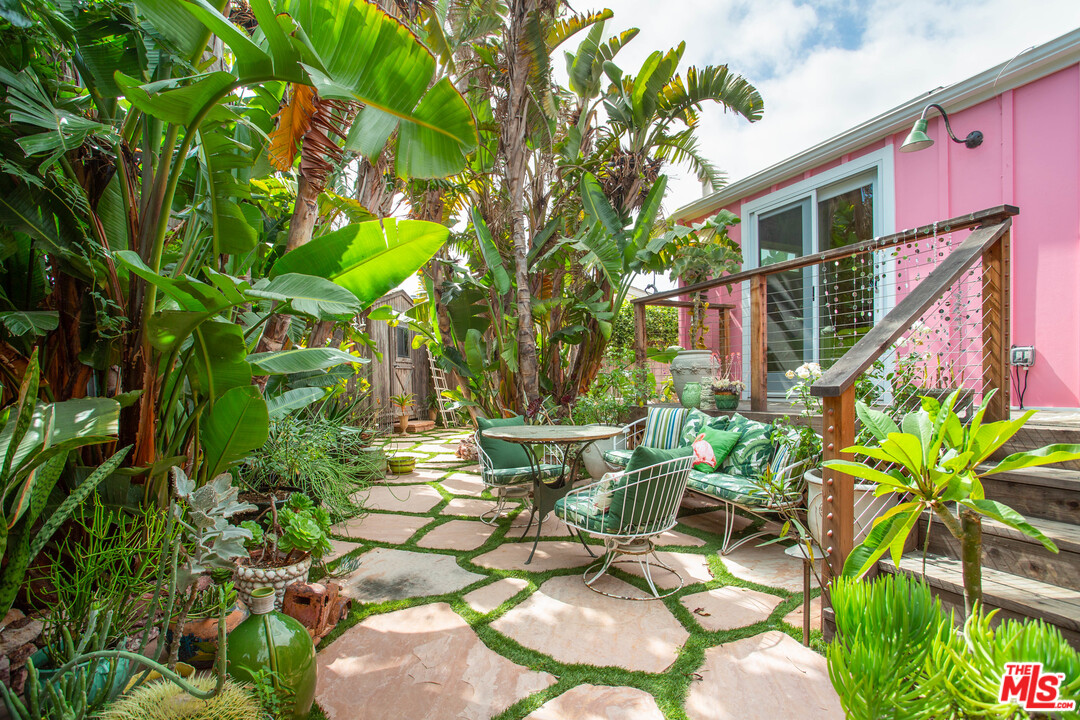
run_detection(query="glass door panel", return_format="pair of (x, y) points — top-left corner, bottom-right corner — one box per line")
(817, 184), (875, 365)
(758, 201), (812, 393)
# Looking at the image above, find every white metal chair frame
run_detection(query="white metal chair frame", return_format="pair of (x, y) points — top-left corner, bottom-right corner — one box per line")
(475, 433), (564, 525)
(609, 416), (648, 457)
(708, 454), (815, 555)
(559, 454), (695, 600)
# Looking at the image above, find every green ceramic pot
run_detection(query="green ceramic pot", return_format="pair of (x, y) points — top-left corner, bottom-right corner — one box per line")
(680, 381), (702, 409)
(388, 456), (416, 474)
(227, 587), (317, 719)
(714, 391), (739, 410)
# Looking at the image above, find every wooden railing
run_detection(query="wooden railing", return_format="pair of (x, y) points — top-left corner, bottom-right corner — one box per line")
(631, 205), (1019, 576)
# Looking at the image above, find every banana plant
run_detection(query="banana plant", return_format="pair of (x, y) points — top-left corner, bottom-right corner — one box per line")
(824, 390), (1080, 614)
(0, 349), (129, 614)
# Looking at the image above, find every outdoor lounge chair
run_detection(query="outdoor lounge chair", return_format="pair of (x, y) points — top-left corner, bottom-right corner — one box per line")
(606, 408), (817, 554)
(475, 415), (563, 524)
(554, 448), (695, 600)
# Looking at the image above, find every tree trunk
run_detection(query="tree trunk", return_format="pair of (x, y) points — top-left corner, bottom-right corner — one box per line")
(252, 173), (321, 372)
(959, 508), (983, 617)
(503, 0), (541, 411)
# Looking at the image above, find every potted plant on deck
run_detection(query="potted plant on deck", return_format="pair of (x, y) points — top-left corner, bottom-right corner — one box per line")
(390, 392), (415, 434)
(236, 493), (332, 610)
(711, 376), (744, 410)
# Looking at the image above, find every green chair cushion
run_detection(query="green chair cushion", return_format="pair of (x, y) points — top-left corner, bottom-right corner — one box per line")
(640, 407), (689, 450)
(686, 470), (773, 507)
(609, 446), (693, 531)
(477, 416), (531, 469)
(602, 448), (634, 467)
(692, 427), (741, 472)
(554, 484), (620, 534)
(679, 408), (713, 446)
(486, 463), (562, 487)
(719, 414), (775, 477)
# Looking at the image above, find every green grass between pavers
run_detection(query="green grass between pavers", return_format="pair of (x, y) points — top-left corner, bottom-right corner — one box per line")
(313, 436), (825, 720)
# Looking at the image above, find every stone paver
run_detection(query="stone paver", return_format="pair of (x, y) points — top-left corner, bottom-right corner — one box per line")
(492, 575), (689, 673)
(442, 497), (499, 516)
(414, 443), (453, 453)
(784, 596), (822, 635)
(463, 577), (530, 614)
(359, 484), (443, 513)
(525, 684), (665, 720)
(420, 453), (465, 464)
(382, 467), (446, 484)
(338, 548), (483, 603)
(317, 603), (555, 720)
(654, 528), (707, 547)
(508, 513), (573, 537)
(417, 520), (495, 551)
(440, 473), (486, 495)
(680, 586), (783, 632)
(330, 515), (432, 544)
(721, 543), (816, 593)
(324, 538), (364, 563)
(472, 541), (595, 572)
(332, 513), (432, 544)
(613, 551), (712, 589)
(678, 509), (752, 534)
(685, 631), (843, 720)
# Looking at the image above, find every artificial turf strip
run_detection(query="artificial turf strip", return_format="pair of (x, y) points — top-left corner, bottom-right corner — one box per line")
(313, 430), (824, 720)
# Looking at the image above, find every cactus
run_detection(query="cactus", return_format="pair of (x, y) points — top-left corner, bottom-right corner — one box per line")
(97, 677), (263, 720)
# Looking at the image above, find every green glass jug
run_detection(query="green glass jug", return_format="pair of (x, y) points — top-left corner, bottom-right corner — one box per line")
(226, 586), (317, 719)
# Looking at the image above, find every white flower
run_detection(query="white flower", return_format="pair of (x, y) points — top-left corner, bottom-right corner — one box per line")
(807, 362), (822, 378)
(785, 370), (795, 379)
(795, 365), (810, 379)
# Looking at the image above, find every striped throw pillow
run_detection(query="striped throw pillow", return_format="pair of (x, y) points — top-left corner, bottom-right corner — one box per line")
(641, 407), (689, 450)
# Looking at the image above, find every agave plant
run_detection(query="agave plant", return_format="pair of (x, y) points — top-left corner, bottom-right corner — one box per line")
(824, 390), (1080, 613)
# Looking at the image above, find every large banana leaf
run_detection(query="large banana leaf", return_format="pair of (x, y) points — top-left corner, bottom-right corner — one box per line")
(269, 219), (449, 308)
(472, 209), (511, 295)
(190, 321), (251, 401)
(247, 347), (364, 374)
(200, 385), (268, 479)
(248, 273), (361, 319)
(197, 129), (257, 255)
(0, 398), (120, 480)
(266, 387), (328, 419)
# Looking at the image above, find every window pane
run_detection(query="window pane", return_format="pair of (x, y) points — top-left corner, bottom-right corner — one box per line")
(818, 184), (874, 364)
(759, 204), (808, 381)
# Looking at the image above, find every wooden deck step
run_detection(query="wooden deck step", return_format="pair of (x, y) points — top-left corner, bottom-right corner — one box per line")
(880, 552), (1080, 647)
(993, 425), (1080, 471)
(977, 464), (1080, 524)
(918, 512), (1080, 590)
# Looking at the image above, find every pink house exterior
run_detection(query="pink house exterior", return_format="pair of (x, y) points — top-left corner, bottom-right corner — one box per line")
(673, 28), (1080, 410)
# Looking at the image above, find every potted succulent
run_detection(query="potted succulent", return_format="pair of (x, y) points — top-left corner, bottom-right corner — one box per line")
(711, 376), (744, 410)
(236, 493), (332, 610)
(390, 391), (415, 434)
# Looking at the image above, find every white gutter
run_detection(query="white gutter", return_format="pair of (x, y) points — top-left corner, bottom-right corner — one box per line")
(673, 27), (1080, 222)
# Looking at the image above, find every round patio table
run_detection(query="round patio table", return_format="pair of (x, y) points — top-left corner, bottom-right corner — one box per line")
(483, 424), (623, 564)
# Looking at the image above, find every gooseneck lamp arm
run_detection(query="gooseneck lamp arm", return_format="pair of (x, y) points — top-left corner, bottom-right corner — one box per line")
(921, 103), (983, 148)
(900, 103), (984, 153)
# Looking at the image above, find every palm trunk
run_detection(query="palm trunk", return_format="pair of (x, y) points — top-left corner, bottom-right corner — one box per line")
(504, 0), (541, 410)
(960, 508), (983, 616)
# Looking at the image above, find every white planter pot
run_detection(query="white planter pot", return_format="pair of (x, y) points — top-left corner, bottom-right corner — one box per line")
(235, 555), (312, 611)
(582, 431), (620, 480)
(805, 469), (897, 547)
(669, 350), (720, 400)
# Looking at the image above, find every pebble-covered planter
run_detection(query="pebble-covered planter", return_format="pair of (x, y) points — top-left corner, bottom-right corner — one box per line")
(235, 556), (312, 611)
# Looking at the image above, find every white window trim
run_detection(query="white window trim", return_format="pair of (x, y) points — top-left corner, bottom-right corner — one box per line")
(737, 146), (896, 392)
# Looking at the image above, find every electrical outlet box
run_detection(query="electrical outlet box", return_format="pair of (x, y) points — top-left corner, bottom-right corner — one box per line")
(1010, 345), (1035, 367)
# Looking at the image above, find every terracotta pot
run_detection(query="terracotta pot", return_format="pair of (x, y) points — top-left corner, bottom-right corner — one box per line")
(398, 415), (409, 434)
(169, 605), (249, 669)
(234, 556), (312, 611)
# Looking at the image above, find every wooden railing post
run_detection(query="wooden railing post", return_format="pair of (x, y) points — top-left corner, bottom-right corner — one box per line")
(633, 302), (647, 370)
(821, 386), (856, 580)
(982, 230), (1011, 421)
(750, 275), (767, 411)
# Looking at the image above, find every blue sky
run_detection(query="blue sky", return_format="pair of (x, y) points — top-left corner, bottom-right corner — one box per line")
(598, 0), (1080, 215)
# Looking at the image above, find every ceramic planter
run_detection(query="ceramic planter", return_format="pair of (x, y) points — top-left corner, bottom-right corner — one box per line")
(582, 429), (621, 479)
(398, 415), (409, 434)
(805, 469), (897, 546)
(670, 350), (720, 399)
(680, 381), (702, 409)
(235, 556), (312, 611)
(388, 456), (416, 474)
(714, 391), (739, 410)
(170, 605), (249, 668)
(33, 650), (132, 703)
(227, 587), (317, 720)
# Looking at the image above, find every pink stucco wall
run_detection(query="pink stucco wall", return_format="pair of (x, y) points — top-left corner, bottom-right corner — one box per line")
(684, 63), (1080, 408)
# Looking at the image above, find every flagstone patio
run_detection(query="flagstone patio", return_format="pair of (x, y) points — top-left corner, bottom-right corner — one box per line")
(314, 427), (839, 720)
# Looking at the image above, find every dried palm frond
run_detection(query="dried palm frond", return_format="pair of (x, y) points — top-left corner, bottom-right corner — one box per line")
(268, 84), (317, 172)
(228, 0), (258, 34)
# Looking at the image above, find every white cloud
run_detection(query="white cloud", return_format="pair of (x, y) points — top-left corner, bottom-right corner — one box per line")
(592, 0), (1080, 213)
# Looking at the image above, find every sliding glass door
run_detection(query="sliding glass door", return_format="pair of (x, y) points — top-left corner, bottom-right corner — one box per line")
(758, 200), (812, 393)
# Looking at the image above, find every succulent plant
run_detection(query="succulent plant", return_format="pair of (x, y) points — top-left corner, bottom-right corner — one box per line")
(98, 676), (263, 720)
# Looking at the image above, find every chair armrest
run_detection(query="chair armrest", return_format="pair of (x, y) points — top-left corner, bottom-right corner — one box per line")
(611, 418), (647, 452)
